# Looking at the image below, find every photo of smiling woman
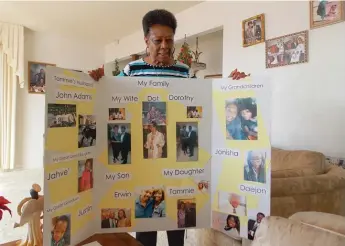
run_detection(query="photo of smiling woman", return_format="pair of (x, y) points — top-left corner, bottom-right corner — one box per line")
(225, 98), (258, 140)
(244, 150), (266, 184)
(224, 214), (241, 240)
(135, 187), (166, 219)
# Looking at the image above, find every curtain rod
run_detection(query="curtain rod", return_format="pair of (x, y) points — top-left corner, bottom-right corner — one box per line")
(0, 21), (24, 28)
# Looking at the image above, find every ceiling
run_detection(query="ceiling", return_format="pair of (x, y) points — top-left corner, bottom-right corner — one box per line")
(0, 1), (201, 44)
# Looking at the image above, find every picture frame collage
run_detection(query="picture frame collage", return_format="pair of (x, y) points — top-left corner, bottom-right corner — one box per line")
(241, 1), (344, 69)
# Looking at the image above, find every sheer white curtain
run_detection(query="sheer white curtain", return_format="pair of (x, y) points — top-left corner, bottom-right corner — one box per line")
(0, 23), (24, 170)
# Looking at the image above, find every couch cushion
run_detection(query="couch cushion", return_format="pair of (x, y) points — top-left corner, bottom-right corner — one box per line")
(272, 148), (326, 178)
(289, 212), (345, 236)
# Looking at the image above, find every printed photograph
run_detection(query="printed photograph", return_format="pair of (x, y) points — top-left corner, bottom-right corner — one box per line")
(143, 122), (167, 159)
(187, 106), (203, 118)
(266, 30), (308, 69)
(213, 212), (241, 240)
(78, 158), (93, 193)
(197, 180), (210, 193)
(176, 122), (198, 162)
(242, 13), (265, 47)
(225, 98), (258, 140)
(28, 61), (55, 94)
(177, 198), (196, 228)
(78, 115), (96, 148)
(101, 208), (131, 228)
(47, 104), (77, 128)
(51, 214), (71, 246)
(244, 150), (267, 184)
(310, 1), (344, 29)
(218, 191), (247, 216)
(142, 101), (167, 125)
(108, 123), (131, 164)
(109, 108), (126, 120)
(135, 186), (166, 219)
(248, 212), (266, 240)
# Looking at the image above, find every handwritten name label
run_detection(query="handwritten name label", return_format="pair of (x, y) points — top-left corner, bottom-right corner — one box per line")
(78, 205), (92, 217)
(51, 151), (92, 164)
(167, 187), (196, 196)
(114, 190), (132, 199)
(46, 196), (80, 213)
(46, 168), (70, 181)
(162, 168), (205, 178)
(53, 75), (94, 88)
(214, 148), (240, 157)
(147, 95), (161, 102)
(239, 184), (268, 195)
(220, 84), (264, 91)
(138, 80), (169, 88)
(112, 95), (138, 103)
(104, 172), (131, 181)
(168, 94), (194, 103)
(55, 90), (93, 101)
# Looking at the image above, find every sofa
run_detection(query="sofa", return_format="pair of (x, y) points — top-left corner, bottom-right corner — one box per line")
(253, 212), (345, 246)
(195, 148), (345, 245)
(271, 148), (345, 218)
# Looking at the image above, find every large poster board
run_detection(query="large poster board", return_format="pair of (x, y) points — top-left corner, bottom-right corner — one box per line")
(43, 67), (271, 245)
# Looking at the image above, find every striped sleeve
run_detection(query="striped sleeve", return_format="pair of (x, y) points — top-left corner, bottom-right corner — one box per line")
(117, 64), (130, 77)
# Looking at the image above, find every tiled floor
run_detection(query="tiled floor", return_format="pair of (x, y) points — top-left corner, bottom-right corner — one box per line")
(0, 169), (197, 245)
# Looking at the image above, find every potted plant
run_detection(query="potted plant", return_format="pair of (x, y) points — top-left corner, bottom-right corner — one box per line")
(112, 59), (120, 76)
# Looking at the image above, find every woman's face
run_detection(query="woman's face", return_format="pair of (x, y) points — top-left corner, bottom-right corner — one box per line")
(241, 109), (252, 120)
(198, 182), (203, 190)
(226, 104), (238, 122)
(227, 217), (236, 228)
(145, 25), (174, 64)
(180, 203), (185, 209)
(118, 210), (124, 219)
(154, 190), (163, 201)
(53, 221), (67, 242)
(85, 161), (91, 170)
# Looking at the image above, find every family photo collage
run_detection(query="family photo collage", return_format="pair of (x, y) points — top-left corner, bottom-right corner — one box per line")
(43, 67), (271, 246)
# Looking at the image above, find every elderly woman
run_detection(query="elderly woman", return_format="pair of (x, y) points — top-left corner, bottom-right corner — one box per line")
(90, 8), (247, 246)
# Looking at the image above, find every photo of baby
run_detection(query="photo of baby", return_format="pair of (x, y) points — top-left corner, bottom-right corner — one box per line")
(187, 106), (202, 118)
(225, 98), (258, 140)
(78, 115), (96, 148)
(142, 102), (166, 125)
(244, 150), (267, 184)
(109, 108), (125, 120)
(177, 198), (196, 228)
(51, 214), (71, 246)
(101, 208), (131, 228)
(143, 122), (167, 159)
(218, 191), (247, 216)
(78, 158), (93, 193)
(47, 104), (76, 128)
(134, 187), (166, 219)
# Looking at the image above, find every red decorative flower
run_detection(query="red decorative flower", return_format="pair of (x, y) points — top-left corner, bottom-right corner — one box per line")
(0, 196), (12, 221)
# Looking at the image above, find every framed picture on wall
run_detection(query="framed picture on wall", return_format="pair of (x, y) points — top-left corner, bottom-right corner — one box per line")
(242, 13), (265, 47)
(265, 30), (309, 69)
(28, 61), (56, 94)
(310, 1), (345, 29)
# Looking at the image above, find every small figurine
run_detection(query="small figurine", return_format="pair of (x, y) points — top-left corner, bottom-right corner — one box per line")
(14, 183), (44, 246)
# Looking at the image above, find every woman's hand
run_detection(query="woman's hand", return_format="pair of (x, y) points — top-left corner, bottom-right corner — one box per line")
(229, 68), (250, 80)
(88, 65), (105, 81)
